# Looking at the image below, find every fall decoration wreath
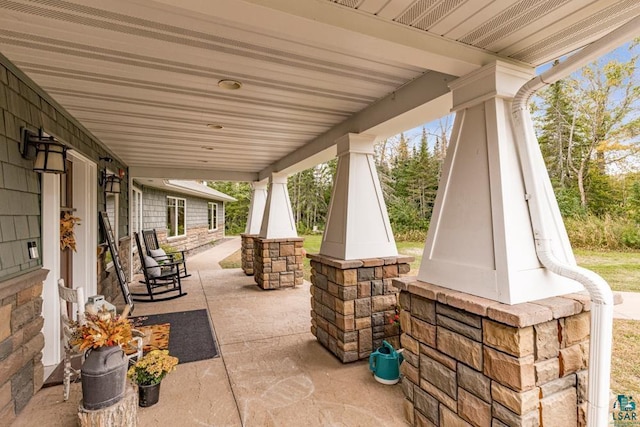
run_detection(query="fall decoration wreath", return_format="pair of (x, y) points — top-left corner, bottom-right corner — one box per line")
(60, 212), (81, 251)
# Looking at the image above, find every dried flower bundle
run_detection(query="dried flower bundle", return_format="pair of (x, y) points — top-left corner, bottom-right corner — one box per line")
(60, 213), (81, 251)
(71, 307), (133, 350)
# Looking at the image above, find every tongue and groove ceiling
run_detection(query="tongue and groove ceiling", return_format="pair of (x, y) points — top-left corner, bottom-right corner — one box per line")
(0, 0), (638, 181)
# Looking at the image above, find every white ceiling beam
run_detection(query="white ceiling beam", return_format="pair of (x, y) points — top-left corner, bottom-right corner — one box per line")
(129, 166), (258, 182)
(258, 70), (456, 179)
(148, 0), (526, 76)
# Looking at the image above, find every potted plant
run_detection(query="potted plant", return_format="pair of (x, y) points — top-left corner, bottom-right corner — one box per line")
(127, 350), (178, 407)
(71, 307), (133, 410)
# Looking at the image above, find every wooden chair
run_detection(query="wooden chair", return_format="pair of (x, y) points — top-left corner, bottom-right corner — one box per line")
(58, 279), (85, 401)
(141, 229), (190, 278)
(58, 281), (144, 401)
(134, 232), (187, 302)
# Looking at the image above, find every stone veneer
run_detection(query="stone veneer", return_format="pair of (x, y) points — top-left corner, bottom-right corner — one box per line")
(241, 234), (256, 276)
(155, 226), (224, 254)
(254, 237), (304, 289)
(0, 269), (46, 424)
(307, 254), (413, 363)
(392, 277), (621, 427)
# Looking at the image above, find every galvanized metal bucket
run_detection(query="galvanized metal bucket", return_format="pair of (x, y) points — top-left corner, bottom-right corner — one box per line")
(81, 346), (128, 410)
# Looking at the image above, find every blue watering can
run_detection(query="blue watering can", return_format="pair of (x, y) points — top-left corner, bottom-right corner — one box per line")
(369, 340), (404, 385)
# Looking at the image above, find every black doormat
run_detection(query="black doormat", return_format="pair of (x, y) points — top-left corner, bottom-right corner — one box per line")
(132, 309), (220, 364)
(43, 309), (219, 387)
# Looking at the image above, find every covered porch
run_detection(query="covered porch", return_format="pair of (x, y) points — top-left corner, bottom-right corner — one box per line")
(0, 1), (639, 426)
(12, 238), (408, 426)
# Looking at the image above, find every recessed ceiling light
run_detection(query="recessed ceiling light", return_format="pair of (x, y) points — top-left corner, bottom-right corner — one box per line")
(206, 124), (223, 130)
(217, 79), (242, 90)
(201, 146), (214, 151)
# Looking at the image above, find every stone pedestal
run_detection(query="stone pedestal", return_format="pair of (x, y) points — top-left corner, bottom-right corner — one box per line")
(0, 269), (47, 423)
(393, 278), (598, 427)
(254, 238), (304, 289)
(307, 254), (413, 363)
(241, 234), (257, 275)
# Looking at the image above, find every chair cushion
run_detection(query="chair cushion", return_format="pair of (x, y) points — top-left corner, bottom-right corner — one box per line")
(149, 248), (170, 262)
(144, 256), (162, 277)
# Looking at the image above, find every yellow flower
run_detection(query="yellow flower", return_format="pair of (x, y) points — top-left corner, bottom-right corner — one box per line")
(127, 350), (179, 386)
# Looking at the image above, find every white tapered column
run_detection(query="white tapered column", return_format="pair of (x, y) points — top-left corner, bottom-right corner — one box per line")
(242, 181), (269, 275)
(254, 174), (302, 289)
(259, 173), (297, 239)
(245, 181), (268, 234)
(320, 133), (397, 260)
(418, 61), (582, 304)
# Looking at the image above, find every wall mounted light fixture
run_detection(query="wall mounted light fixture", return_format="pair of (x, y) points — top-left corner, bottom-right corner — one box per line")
(100, 170), (121, 194)
(21, 128), (67, 174)
(99, 157), (122, 194)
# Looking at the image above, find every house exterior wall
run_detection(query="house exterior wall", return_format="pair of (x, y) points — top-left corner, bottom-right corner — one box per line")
(0, 55), (128, 418)
(140, 185), (225, 253)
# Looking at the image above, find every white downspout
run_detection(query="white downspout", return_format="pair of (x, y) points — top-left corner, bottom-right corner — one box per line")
(511, 16), (640, 427)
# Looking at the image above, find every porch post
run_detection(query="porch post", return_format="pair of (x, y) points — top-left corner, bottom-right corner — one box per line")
(241, 181), (268, 275)
(320, 133), (397, 259)
(308, 133), (412, 363)
(418, 61), (582, 304)
(253, 173), (303, 289)
(396, 62), (589, 427)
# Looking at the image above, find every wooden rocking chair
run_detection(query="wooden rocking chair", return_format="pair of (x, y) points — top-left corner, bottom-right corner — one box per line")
(133, 232), (187, 302)
(141, 229), (190, 278)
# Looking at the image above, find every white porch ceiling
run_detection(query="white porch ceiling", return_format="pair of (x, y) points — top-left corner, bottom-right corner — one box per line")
(0, 0), (638, 181)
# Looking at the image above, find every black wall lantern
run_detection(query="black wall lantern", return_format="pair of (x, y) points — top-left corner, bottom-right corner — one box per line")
(99, 157), (122, 194)
(21, 128), (68, 174)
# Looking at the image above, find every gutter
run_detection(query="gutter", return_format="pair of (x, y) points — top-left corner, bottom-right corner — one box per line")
(511, 16), (640, 427)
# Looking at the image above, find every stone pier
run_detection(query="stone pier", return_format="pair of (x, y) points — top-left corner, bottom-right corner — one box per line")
(0, 269), (46, 424)
(254, 237), (304, 290)
(392, 277), (600, 427)
(241, 234), (256, 275)
(308, 253), (412, 363)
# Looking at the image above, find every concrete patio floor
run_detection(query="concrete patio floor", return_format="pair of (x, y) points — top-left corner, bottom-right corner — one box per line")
(13, 238), (407, 426)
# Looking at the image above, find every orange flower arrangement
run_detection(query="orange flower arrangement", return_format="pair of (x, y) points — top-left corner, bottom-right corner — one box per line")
(71, 307), (133, 350)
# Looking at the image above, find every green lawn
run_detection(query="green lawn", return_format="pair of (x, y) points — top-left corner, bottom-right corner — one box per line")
(611, 319), (640, 393)
(219, 249), (241, 269)
(574, 249), (640, 292)
(220, 237), (640, 293)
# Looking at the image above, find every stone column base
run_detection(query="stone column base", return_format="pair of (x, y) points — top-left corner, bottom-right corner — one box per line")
(0, 269), (47, 422)
(393, 278), (599, 427)
(307, 254), (413, 363)
(254, 237), (304, 289)
(241, 234), (256, 276)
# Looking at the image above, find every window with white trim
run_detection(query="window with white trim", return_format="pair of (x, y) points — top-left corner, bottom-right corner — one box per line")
(167, 196), (186, 237)
(105, 193), (119, 239)
(131, 187), (143, 235)
(208, 202), (218, 231)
